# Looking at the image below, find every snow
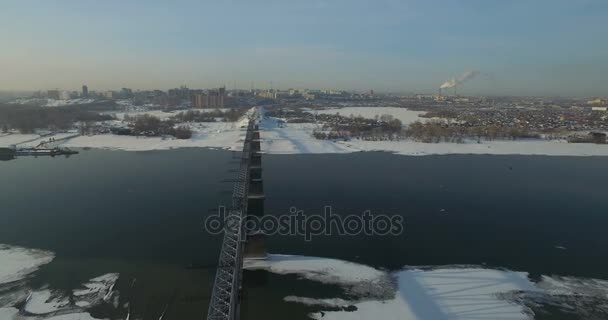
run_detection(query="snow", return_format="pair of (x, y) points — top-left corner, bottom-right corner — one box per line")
(113, 110), (182, 121)
(245, 254), (387, 287)
(3, 106), (608, 156)
(0, 244), (114, 320)
(17, 132), (80, 148)
(25, 290), (70, 314)
(11, 98), (96, 107)
(0, 307), (102, 320)
(63, 122), (246, 151)
(45, 313), (106, 320)
(0, 307), (19, 319)
(17, 273), (118, 318)
(310, 267), (537, 320)
(337, 139), (608, 156)
(537, 275), (608, 296)
(250, 254), (608, 320)
(248, 255), (537, 320)
(0, 244), (55, 285)
(0, 243), (116, 320)
(260, 117), (353, 154)
(113, 108), (229, 121)
(313, 106), (426, 125)
(0, 134), (41, 146)
(73, 273), (119, 299)
(44, 99), (96, 107)
(259, 109), (608, 156)
(284, 296), (352, 308)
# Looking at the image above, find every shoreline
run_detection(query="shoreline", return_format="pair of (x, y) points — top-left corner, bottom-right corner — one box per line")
(2, 131), (608, 156)
(1, 105), (607, 156)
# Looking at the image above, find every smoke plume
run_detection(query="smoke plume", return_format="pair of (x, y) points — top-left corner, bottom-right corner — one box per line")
(440, 70), (479, 89)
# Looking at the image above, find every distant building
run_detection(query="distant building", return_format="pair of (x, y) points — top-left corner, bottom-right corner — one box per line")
(82, 85), (89, 98)
(192, 94), (205, 108)
(192, 87), (226, 108)
(591, 106), (607, 112)
(168, 86), (191, 100)
(47, 90), (61, 100)
(59, 91), (71, 100)
(257, 90), (277, 99)
(120, 88), (133, 99)
(302, 92), (315, 100)
(104, 91), (115, 99)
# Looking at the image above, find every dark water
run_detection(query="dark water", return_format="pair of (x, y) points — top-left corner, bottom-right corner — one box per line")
(1, 149), (607, 319)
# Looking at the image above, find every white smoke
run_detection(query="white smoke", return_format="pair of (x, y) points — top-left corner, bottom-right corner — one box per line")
(440, 70), (479, 89)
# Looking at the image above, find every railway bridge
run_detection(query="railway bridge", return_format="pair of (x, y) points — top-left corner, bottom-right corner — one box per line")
(206, 116), (267, 320)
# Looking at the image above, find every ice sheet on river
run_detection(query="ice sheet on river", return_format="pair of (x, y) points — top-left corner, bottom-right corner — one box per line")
(0, 244), (55, 286)
(0, 243), (117, 320)
(247, 254), (608, 320)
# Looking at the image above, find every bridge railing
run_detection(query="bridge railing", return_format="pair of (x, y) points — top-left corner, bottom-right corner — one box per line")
(206, 120), (255, 320)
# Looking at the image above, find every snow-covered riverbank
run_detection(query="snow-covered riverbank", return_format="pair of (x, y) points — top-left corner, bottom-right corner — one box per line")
(1, 106), (607, 156)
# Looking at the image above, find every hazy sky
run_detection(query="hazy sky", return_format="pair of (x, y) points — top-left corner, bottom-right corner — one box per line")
(1, 0), (606, 96)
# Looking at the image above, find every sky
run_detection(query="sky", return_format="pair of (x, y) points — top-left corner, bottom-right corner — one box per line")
(0, 0), (607, 96)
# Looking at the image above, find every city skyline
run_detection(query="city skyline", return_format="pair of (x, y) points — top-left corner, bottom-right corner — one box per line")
(1, 0), (607, 96)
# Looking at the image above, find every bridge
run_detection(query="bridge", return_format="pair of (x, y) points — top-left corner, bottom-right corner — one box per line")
(206, 115), (266, 320)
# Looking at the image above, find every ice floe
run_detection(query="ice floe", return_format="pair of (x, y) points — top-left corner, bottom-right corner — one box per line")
(0, 244), (55, 286)
(313, 106), (426, 125)
(0, 244), (118, 320)
(248, 254), (608, 320)
(245, 254), (394, 298)
(8, 273), (118, 320)
(73, 273), (119, 299)
(25, 289), (70, 314)
(284, 296), (353, 308)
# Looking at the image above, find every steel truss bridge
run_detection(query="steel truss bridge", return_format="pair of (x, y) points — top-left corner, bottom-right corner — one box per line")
(206, 118), (263, 320)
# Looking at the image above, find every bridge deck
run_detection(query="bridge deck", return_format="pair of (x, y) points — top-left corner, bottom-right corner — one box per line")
(206, 119), (256, 320)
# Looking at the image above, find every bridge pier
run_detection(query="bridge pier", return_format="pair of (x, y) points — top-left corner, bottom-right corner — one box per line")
(244, 128), (267, 260)
(207, 117), (268, 320)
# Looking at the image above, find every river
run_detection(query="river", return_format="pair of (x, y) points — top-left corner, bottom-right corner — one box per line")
(1, 149), (607, 319)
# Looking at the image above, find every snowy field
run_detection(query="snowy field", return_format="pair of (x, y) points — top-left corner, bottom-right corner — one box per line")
(0, 133), (41, 146)
(12, 98), (96, 107)
(111, 108), (229, 121)
(260, 117), (353, 154)
(64, 122), (247, 151)
(1, 106), (608, 156)
(313, 106), (427, 125)
(337, 138), (608, 156)
(245, 254), (608, 320)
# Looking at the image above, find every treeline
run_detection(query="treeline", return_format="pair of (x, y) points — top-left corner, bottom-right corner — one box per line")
(405, 121), (540, 143)
(313, 114), (403, 140)
(123, 114), (192, 139)
(311, 113), (540, 143)
(265, 108), (314, 123)
(171, 109), (247, 123)
(0, 103), (115, 133)
(419, 110), (459, 119)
